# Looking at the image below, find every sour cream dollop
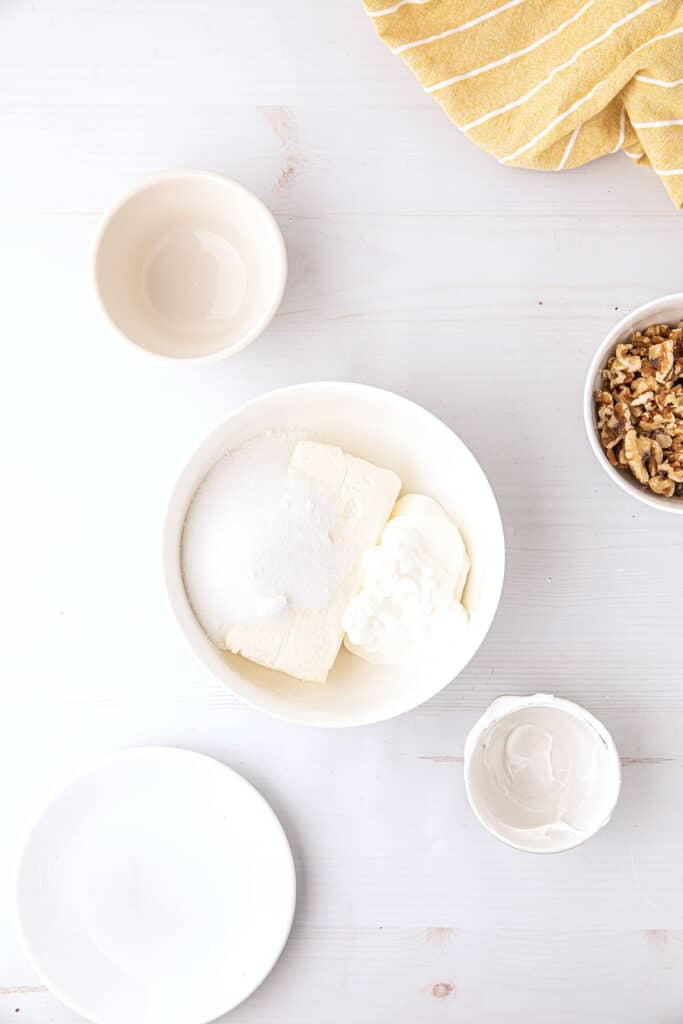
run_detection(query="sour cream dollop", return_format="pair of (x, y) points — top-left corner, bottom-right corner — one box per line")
(342, 494), (470, 664)
(464, 695), (622, 853)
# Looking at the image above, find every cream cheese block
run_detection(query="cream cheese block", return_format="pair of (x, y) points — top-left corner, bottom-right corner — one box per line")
(225, 441), (401, 683)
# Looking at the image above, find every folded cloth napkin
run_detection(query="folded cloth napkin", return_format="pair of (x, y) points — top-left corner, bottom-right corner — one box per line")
(363, 0), (683, 207)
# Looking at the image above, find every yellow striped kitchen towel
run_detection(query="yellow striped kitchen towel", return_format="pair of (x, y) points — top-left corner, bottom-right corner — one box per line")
(363, 0), (683, 208)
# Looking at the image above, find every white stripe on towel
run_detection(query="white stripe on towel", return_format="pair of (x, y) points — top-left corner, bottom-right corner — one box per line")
(461, 0), (664, 129)
(427, 0), (596, 93)
(556, 125), (581, 170)
(612, 105), (626, 153)
(368, 0), (430, 17)
(393, 0), (525, 54)
(501, 80), (605, 162)
(631, 119), (683, 127)
(635, 74), (683, 87)
(500, 23), (683, 163)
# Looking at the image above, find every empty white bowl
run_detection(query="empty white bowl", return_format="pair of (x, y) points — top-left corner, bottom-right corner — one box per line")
(163, 383), (505, 727)
(93, 171), (287, 363)
(464, 695), (621, 854)
(584, 293), (683, 514)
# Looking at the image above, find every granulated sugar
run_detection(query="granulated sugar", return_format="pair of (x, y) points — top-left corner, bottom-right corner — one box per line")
(181, 432), (348, 647)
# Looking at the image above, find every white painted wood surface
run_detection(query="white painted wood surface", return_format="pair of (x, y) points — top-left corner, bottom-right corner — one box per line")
(2, 2), (683, 1021)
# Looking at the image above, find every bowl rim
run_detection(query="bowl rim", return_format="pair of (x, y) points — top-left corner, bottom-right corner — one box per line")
(463, 693), (622, 855)
(583, 292), (683, 515)
(162, 381), (506, 728)
(91, 169), (288, 365)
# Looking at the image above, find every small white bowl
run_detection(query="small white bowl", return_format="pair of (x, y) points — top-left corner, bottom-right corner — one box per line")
(464, 694), (621, 854)
(583, 293), (683, 514)
(163, 383), (505, 727)
(93, 171), (287, 363)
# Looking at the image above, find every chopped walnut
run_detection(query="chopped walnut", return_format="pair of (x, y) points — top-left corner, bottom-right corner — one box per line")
(600, 401), (631, 449)
(649, 340), (675, 383)
(594, 320), (683, 499)
(667, 384), (683, 415)
(624, 429), (650, 483)
(638, 410), (676, 433)
(661, 461), (683, 484)
(615, 344), (642, 373)
(649, 475), (675, 497)
(630, 387), (654, 408)
(646, 324), (671, 338)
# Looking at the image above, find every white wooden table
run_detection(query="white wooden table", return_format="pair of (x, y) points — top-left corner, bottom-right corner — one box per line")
(2, 3), (683, 1022)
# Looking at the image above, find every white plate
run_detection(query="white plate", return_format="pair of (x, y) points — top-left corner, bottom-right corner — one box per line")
(163, 383), (506, 727)
(15, 747), (296, 1024)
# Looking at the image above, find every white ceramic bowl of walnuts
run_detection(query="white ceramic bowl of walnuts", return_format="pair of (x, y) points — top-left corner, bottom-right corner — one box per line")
(584, 293), (683, 514)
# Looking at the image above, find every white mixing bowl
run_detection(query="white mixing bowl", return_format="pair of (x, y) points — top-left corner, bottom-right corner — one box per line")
(163, 383), (505, 726)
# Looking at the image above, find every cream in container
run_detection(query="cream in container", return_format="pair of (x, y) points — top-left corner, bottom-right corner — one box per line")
(464, 694), (621, 853)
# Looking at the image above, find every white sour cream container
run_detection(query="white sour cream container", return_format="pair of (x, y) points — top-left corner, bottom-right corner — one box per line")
(464, 694), (621, 853)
